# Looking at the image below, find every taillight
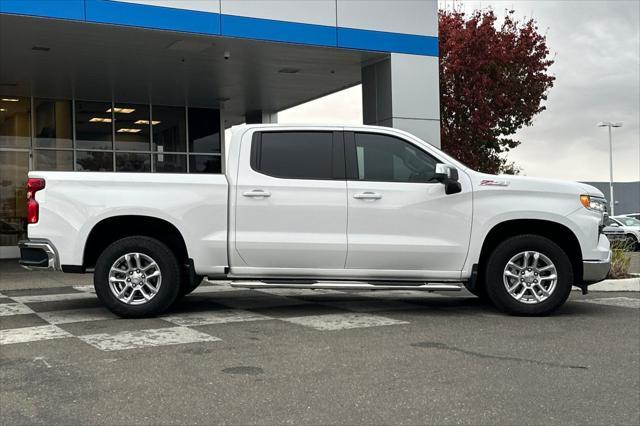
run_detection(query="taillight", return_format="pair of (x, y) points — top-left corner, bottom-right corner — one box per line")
(26, 178), (45, 224)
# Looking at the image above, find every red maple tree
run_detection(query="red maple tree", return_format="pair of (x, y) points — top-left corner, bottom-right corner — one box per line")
(439, 9), (555, 174)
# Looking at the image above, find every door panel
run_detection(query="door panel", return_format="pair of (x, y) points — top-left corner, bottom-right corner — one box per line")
(346, 180), (472, 272)
(234, 131), (348, 269)
(345, 132), (472, 274)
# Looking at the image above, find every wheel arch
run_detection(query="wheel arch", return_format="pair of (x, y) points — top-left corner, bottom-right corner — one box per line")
(83, 215), (189, 270)
(477, 219), (583, 286)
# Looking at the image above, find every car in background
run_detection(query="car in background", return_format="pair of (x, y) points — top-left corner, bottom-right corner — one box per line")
(602, 222), (627, 245)
(622, 213), (640, 221)
(607, 216), (640, 250)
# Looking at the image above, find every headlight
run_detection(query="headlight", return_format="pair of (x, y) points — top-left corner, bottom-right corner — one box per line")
(580, 195), (607, 213)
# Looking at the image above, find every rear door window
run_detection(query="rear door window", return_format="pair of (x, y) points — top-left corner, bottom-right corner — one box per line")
(251, 131), (344, 180)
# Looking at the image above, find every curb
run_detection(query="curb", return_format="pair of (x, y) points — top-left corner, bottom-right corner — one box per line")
(573, 277), (640, 292)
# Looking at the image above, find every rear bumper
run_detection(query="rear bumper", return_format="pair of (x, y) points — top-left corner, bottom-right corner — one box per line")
(18, 239), (60, 271)
(583, 250), (611, 284)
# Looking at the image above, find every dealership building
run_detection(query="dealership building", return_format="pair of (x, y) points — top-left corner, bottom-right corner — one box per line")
(0, 0), (440, 257)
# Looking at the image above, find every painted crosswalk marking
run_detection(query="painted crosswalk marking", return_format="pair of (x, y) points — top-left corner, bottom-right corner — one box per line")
(282, 313), (409, 331)
(36, 308), (119, 325)
(577, 297), (640, 309)
(162, 309), (271, 327)
(78, 327), (221, 351)
(1, 325), (72, 345)
(12, 292), (96, 304)
(0, 302), (35, 316)
(0, 284), (480, 350)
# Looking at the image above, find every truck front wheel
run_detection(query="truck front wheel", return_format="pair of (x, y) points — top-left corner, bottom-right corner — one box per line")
(484, 235), (573, 316)
(94, 236), (180, 318)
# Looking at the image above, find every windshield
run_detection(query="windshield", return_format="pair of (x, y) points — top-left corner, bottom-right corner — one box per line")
(617, 217), (640, 227)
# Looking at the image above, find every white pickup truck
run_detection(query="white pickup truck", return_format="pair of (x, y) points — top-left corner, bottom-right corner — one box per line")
(19, 124), (611, 317)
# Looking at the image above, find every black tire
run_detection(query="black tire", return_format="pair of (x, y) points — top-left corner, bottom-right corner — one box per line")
(94, 236), (181, 318)
(484, 235), (573, 316)
(624, 234), (639, 252)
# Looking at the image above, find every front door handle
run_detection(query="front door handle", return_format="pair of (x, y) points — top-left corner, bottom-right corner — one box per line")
(243, 189), (271, 198)
(353, 192), (382, 200)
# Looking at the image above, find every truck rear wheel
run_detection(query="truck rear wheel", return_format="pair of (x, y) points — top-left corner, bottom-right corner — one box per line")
(484, 235), (573, 316)
(94, 236), (180, 318)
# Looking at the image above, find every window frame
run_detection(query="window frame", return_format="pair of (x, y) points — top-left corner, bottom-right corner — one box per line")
(250, 130), (345, 181)
(344, 131), (441, 184)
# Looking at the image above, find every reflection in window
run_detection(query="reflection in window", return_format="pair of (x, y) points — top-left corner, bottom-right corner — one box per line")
(114, 103), (150, 151)
(0, 97), (31, 148)
(0, 150), (29, 246)
(153, 106), (186, 153)
(76, 151), (114, 171)
(188, 108), (220, 153)
(155, 154), (186, 173)
(75, 101), (113, 150)
(116, 152), (151, 172)
(189, 155), (221, 174)
(34, 150), (73, 171)
(34, 99), (72, 148)
(354, 133), (438, 183)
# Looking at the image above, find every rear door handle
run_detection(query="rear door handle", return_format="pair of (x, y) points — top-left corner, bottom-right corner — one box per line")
(243, 189), (271, 198)
(353, 192), (382, 200)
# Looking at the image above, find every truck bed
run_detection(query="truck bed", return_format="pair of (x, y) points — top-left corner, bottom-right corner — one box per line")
(27, 171), (229, 275)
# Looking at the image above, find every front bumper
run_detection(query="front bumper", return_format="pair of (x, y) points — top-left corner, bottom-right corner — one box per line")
(583, 249), (611, 284)
(18, 239), (60, 271)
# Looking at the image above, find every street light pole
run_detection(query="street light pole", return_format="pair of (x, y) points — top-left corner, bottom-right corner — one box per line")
(597, 121), (623, 216)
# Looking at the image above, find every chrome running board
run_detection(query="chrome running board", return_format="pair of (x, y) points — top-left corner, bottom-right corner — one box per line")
(229, 280), (463, 292)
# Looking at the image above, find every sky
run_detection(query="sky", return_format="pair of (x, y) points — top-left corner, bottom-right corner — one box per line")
(278, 0), (640, 183)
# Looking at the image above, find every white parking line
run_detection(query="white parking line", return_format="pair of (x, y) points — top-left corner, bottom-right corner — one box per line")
(37, 308), (118, 324)
(163, 309), (272, 327)
(12, 292), (96, 304)
(78, 326), (221, 351)
(0, 302), (35, 316)
(0, 325), (72, 345)
(577, 297), (640, 309)
(72, 285), (95, 293)
(281, 313), (409, 331)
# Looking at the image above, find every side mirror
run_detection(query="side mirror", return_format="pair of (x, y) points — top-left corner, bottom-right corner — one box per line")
(434, 164), (462, 195)
(435, 163), (458, 182)
(609, 222), (619, 227)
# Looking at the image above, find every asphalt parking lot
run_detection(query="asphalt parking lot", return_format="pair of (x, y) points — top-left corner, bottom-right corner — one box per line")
(1, 262), (639, 425)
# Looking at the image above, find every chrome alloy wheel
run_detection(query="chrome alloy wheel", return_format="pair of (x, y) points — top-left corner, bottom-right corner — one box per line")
(503, 251), (557, 304)
(108, 253), (162, 305)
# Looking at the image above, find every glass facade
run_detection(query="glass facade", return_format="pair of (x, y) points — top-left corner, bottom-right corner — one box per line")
(0, 96), (222, 250)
